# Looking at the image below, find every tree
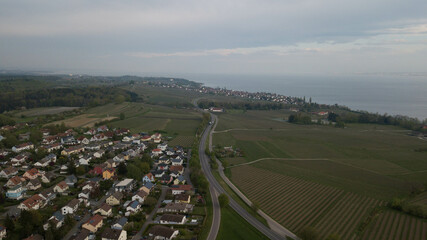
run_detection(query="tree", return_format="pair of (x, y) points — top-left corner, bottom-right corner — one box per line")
(120, 112), (125, 120)
(30, 129), (43, 144)
(117, 162), (127, 175)
(218, 193), (229, 208)
(138, 162), (150, 174)
(144, 196), (157, 207)
(76, 166), (86, 176)
(2, 132), (18, 148)
(68, 161), (76, 174)
(100, 179), (113, 192)
(4, 214), (15, 231)
(328, 112), (339, 122)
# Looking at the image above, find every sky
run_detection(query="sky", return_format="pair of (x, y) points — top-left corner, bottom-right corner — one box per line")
(1, 0), (427, 76)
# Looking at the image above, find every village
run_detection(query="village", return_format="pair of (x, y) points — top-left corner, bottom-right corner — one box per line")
(0, 122), (204, 240)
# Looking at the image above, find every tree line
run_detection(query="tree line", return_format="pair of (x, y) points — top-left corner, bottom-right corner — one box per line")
(0, 87), (140, 113)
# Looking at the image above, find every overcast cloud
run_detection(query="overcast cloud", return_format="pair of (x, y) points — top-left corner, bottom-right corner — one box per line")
(1, 0), (427, 75)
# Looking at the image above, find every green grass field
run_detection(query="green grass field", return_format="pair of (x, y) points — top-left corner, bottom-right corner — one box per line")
(217, 206), (269, 240)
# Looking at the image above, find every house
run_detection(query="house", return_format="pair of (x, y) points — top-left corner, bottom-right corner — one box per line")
(0, 150), (9, 157)
(0, 225), (6, 239)
(44, 143), (62, 153)
(91, 133), (108, 142)
(44, 211), (65, 230)
(6, 185), (25, 200)
(42, 136), (57, 145)
(53, 181), (69, 193)
(113, 154), (125, 163)
(141, 135), (151, 142)
(82, 181), (99, 191)
(111, 217), (128, 230)
(157, 143), (168, 151)
(12, 142), (34, 153)
(71, 229), (90, 240)
(0, 167), (18, 178)
(94, 203), (113, 217)
(132, 191), (148, 204)
(39, 189), (56, 202)
(151, 148), (163, 157)
(23, 168), (40, 180)
(61, 145), (85, 156)
(77, 136), (90, 145)
(38, 172), (53, 184)
(142, 173), (155, 183)
(171, 158), (183, 166)
(175, 194), (190, 203)
(10, 153), (30, 165)
(173, 176), (186, 185)
(209, 107), (224, 113)
(26, 178), (42, 190)
(93, 150), (105, 158)
(85, 128), (97, 135)
(170, 185), (192, 195)
(158, 202), (193, 214)
(97, 125), (109, 132)
(61, 136), (76, 145)
(65, 175), (78, 187)
(157, 163), (169, 171)
(35, 154), (56, 167)
(140, 182), (154, 194)
(169, 165), (183, 174)
(106, 192), (123, 206)
(103, 168), (115, 180)
(125, 200), (141, 215)
(6, 176), (26, 188)
(82, 214), (103, 233)
(105, 159), (116, 168)
(79, 155), (92, 165)
(61, 198), (80, 215)
(92, 164), (104, 175)
(18, 194), (44, 210)
(148, 225), (179, 240)
(60, 165), (69, 174)
(115, 179), (134, 192)
(159, 214), (186, 225)
(101, 228), (127, 240)
(78, 189), (91, 201)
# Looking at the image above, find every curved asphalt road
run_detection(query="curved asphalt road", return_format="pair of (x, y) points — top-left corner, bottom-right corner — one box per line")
(199, 113), (289, 240)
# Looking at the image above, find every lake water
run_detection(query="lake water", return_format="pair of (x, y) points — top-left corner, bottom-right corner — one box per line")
(177, 73), (427, 120)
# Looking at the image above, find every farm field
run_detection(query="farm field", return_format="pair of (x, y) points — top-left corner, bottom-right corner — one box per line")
(48, 102), (202, 146)
(231, 165), (384, 239)
(217, 205), (270, 240)
(362, 210), (427, 240)
(212, 109), (427, 238)
(212, 111), (427, 192)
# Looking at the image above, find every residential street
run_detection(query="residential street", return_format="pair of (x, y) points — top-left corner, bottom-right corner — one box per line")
(132, 185), (168, 240)
(63, 213), (90, 240)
